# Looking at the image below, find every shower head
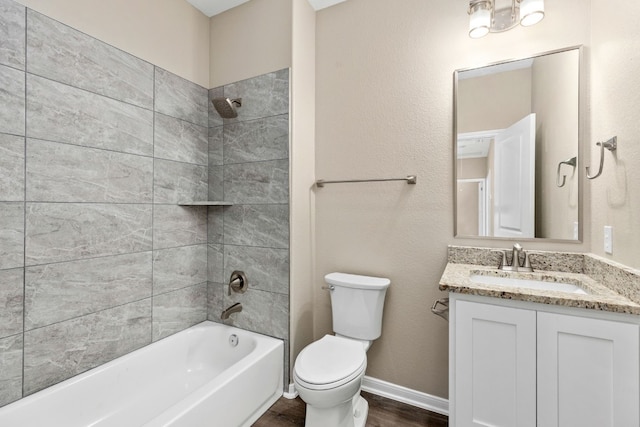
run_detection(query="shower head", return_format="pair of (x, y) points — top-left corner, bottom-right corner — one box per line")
(212, 97), (242, 119)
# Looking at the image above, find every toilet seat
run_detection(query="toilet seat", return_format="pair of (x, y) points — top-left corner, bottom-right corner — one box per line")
(294, 335), (367, 391)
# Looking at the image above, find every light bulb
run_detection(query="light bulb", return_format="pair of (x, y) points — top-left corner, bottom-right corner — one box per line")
(469, 2), (491, 38)
(520, 0), (544, 26)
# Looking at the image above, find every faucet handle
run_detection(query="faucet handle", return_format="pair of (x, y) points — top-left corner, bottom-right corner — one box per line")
(521, 252), (534, 272)
(492, 249), (509, 269)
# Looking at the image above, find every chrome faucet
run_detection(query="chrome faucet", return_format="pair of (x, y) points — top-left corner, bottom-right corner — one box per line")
(499, 243), (533, 272)
(221, 302), (243, 320)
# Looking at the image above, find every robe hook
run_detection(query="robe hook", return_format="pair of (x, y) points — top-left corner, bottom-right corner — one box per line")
(586, 136), (617, 180)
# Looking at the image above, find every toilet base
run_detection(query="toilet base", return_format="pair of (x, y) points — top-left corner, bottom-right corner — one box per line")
(304, 393), (369, 427)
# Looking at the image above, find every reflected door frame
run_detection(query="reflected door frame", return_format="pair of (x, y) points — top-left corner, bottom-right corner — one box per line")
(457, 129), (500, 238)
(458, 178), (488, 236)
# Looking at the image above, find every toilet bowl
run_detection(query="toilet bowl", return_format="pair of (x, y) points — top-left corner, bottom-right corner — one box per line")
(293, 335), (368, 427)
(293, 272), (390, 427)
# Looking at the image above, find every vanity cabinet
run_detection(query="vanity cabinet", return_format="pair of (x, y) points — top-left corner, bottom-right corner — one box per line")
(537, 312), (639, 427)
(451, 296), (640, 427)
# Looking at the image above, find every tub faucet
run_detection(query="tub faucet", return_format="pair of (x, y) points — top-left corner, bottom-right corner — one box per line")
(221, 302), (243, 320)
(499, 243), (533, 272)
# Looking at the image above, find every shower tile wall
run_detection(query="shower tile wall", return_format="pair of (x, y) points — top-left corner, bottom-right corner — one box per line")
(0, 2), (209, 406)
(206, 69), (290, 384)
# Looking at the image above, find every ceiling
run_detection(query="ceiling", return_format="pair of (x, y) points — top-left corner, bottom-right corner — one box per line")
(186, 0), (349, 17)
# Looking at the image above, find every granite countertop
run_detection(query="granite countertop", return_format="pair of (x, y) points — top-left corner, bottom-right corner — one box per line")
(440, 246), (640, 315)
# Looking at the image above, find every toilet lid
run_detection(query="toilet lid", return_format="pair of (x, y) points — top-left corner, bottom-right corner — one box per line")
(294, 335), (366, 387)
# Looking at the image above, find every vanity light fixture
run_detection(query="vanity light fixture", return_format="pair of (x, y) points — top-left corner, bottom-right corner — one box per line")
(468, 0), (544, 39)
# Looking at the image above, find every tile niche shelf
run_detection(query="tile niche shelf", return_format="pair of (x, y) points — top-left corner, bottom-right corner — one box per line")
(178, 201), (233, 206)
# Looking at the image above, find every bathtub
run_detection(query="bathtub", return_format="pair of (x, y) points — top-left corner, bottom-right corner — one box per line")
(0, 321), (284, 427)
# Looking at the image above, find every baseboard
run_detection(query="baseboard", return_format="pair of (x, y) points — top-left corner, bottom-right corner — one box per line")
(286, 377), (448, 416)
(361, 376), (449, 416)
(283, 383), (298, 399)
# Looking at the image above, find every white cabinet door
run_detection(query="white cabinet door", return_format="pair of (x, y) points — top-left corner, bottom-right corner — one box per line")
(537, 312), (640, 427)
(455, 301), (537, 427)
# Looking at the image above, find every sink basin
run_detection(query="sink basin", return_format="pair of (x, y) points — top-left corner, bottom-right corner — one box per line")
(470, 274), (588, 295)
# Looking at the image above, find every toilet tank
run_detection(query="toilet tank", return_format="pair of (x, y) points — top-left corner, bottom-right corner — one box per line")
(325, 272), (391, 340)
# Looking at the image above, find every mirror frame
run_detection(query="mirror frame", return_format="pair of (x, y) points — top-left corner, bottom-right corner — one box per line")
(453, 45), (585, 243)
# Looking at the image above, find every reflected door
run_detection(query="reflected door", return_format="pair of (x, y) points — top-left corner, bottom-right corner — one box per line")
(493, 114), (536, 238)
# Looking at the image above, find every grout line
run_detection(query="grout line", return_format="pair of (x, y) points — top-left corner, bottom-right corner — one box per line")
(18, 243), (208, 271)
(25, 130), (208, 168)
(24, 136), (155, 160)
(21, 7), (27, 399)
(27, 72), (154, 113)
(24, 294), (154, 334)
(151, 65), (156, 344)
(25, 71), (208, 129)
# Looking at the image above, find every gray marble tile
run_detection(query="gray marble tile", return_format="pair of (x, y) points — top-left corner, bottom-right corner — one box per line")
(25, 252), (152, 330)
(224, 159), (289, 204)
(0, 268), (23, 338)
(26, 138), (153, 203)
(224, 115), (289, 164)
(0, 133), (24, 201)
(23, 299), (152, 395)
(153, 205), (207, 250)
(0, 64), (25, 136)
(207, 206), (224, 244)
(153, 244), (207, 295)
(0, 333), (22, 407)
(0, 202), (24, 270)
(224, 204), (289, 249)
(208, 87), (224, 128)
(223, 68), (289, 123)
(207, 244), (224, 284)
(25, 202), (152, 265)
(154, 113), (208, 165)
(224, 288), (288, 339)
(224, 245), (289, 295)
(208, 165), (224, 201)
(27, 10), (153, 109)
(208, 125), (223, 166)
(152, 283), (207, 341)
(153, 159), (207, 204)
(207, 282), (224, 323)
(26, 74), (154, 156)
(155, 67), (207, 127)
(0, 0), (25, 70)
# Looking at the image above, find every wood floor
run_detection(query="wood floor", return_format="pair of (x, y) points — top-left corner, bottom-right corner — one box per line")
(252, 391), (448, 426)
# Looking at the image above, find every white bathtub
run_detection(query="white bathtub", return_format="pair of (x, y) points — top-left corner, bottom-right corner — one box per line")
(0, 321), (284, 427)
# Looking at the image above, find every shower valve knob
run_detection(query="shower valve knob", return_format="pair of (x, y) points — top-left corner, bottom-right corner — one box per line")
(228, 271), (248, 295)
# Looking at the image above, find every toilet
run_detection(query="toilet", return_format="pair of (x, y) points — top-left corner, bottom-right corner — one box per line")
(293, 272), (391, 427)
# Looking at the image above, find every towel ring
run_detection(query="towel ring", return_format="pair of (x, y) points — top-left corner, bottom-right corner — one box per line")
(586, 137), (617, 180)
(556, 156), (577, 187)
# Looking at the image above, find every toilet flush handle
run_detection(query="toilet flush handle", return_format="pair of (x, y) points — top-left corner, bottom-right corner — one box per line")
(322, 285), (335, 291)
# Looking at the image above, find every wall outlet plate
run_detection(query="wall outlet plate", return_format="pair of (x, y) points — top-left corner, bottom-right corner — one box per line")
(604, 225), (613, 254)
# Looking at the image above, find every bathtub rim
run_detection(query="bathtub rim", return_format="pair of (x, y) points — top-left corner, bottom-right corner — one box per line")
(0, 321), (285, 426)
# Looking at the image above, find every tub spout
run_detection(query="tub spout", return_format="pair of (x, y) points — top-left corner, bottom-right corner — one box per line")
(221, 302), (242, 320)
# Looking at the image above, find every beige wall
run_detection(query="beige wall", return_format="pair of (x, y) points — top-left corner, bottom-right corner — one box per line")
(16, 0), (210, 87)
(590, 0), (640, 269)
(208, 0), (292, 88)
(532, 50), (580, 239)
(315, 0), (591, 399)
(290, 0), (316, 380)
(457, 68), (532, 133)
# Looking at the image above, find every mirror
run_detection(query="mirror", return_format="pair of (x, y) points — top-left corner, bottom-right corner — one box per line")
(454, 47), (581, 241)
